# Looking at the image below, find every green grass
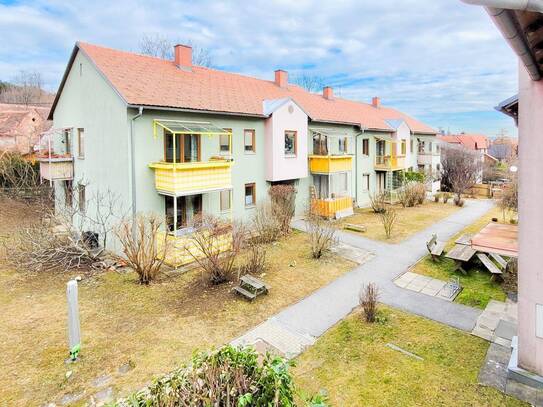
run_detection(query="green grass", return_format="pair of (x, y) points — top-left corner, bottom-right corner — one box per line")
(293, 306), (526, 407)
(413, 205), (508, 309)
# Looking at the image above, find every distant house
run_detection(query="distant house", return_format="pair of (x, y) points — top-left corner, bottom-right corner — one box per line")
(488, 136), (518, 162)
(0, 103), (51, 155)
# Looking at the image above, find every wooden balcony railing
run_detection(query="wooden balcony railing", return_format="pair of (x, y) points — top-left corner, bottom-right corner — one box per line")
(309, 155), (353, 173)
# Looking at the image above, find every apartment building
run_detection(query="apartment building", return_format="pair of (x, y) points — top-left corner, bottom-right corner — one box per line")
(43, 42), (439, 263)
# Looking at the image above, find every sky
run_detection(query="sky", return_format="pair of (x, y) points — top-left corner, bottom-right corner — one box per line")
(0, 0), (518, 137)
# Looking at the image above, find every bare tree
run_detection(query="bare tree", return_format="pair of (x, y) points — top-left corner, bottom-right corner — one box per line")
(441, 145), (481, 203)
(359, 283), (379, 323)
(138, 33), (213, 67)
(0, 70), (43, 106)
(293, 72), (325, 92)
(116, 213), (168, 284)
(269, 184), (297, 235)
(379, 208), (397, 239)
(306, 207), (338, 259)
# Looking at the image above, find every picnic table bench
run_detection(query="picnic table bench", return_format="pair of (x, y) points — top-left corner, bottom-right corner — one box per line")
(490, 252), (508, 269)
(455, 233), (473, 246)
(233, 274), (269, 301)
(445, 243), (477, 275)
(426, 234), (446, 261)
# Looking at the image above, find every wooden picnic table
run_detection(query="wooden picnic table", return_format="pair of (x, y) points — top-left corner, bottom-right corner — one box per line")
(234, 274), (269, 301)
(445, 243), (477, 275)
(455, 233), (473, 246)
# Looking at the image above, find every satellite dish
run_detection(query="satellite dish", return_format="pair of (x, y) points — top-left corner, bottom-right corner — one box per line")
(510, 165), (518, 173)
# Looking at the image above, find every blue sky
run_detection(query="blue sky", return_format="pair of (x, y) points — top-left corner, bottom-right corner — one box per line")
(0, 0), (518, 137)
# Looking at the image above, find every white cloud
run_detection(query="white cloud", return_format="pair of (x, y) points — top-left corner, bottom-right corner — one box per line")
(0, 0), (518, 136)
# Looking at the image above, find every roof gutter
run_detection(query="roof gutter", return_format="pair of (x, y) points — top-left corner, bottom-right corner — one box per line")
(461, 0), (542, 80)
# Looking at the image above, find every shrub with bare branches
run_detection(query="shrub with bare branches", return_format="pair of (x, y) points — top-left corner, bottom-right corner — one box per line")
(187, 214), (246, 285)
(360, 283), (379, 323)
(369, 191), (387, 214)
(240, 241), (267, 276)
(251, 202), (282, 244)
(0, 151), (41, 191)
(115, 213), (168, 284)
(398, 181), (426, 208)
(269, 184), (297, 235)
(379, 208), (397, 239)
(441, 144), (481, 203)
(306, 210), (337, 259)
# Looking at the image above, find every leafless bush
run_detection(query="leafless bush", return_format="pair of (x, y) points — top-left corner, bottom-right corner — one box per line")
(0, 151), (40, 190)
(187, 214), (246, 285)
(240, 241), (267, 275)
(251, 202), (282, 244)
(115, 213), (168, 284)
(443, 192), (452, 204)
(441, 145), (481, 201)
(434, 193), (441, 203)
(360, 283), (379, 323)
(306, 210), (337, 259)
(503, 258), (518, 294)
(379, 208), (397, 239)
(397, 182), (426, 207)
(369, 191), (387, 214)
(269, 184), (297, 235)
(500, 176), (518, 221)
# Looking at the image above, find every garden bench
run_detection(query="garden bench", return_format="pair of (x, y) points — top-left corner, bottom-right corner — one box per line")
(476, 253), (504, 280)
(426, 234), (446, 261)
(490, 253), (508, 269)
(344, 223), (366, 233)
(233, 274), (269, 301)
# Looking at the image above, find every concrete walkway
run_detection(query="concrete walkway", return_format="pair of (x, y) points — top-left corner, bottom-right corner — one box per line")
(233, 199), (495, 357)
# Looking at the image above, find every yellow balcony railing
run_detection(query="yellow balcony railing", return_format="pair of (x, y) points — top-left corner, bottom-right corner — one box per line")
(374, 155), (406, 170)
(311, 196), (353, 218)
(309, 155), (353, 173)
(149, 160), (233, 195)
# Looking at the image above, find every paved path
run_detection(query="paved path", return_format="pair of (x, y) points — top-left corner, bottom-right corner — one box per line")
(233, 199), (495, 357)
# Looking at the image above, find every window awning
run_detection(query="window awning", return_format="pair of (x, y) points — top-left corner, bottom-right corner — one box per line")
(374, 134), (394, 142)
(153, 120), (231, 137)
(310, 128), (353, 139)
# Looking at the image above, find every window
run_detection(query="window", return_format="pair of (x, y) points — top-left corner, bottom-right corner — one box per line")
(312, 133), (328, 155)
(418, 141), (425, 154)
(436, 145), (440, 154)
(220, 189), (231, 211)
(64, 180), (73, 207)
(220, 129), (231, 153)
(63, 129), (72, 154)
(436, 163), (441, 172)
(362, 174), (370, 191)
(313, 174), (329, 198)
(401, 140), (407, 155)
(284, 130), (297, 155)
(410, 139), (413, 153)
(165, 195), (202, 232)
(244, 129), (255, 153)
(164, 131), (200, 163)
(362, 139), (369, 155)
(78, 184), (86, 213)
(77, 128), (85, 158)
(244, 183), (256, 206)
(429, 141), (433, 153)
(338, 137), (348, 154)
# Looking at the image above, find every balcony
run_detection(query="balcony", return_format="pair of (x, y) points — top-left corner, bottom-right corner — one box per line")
(38, 155), (74, 181)
(309, 155), (353, 173)
(149, 159), (233, 196)
(311, 196), (353, 218)
(417, 152), (439, 166)
(374, 155), (406, 171)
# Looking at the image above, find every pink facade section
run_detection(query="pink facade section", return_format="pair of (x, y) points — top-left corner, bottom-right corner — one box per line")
(518, 64), (543, 375)
(264, 101), (308, 182)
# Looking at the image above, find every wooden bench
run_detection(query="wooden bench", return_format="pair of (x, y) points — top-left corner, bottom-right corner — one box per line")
(476, 253), (503, 280)
(426, 234), (446, 261)
(233, 274), (269, 301)
(490, 253), (508, 269)
(344, 223), (366, 233)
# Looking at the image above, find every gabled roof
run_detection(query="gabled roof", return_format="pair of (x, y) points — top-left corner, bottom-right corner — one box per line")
(49, 42), (436, 134)
(438, 133), (490, 151)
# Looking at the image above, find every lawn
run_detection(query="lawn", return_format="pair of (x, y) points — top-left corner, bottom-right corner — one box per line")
(293, 305), (527, 407)
(341, 200), (460, 243)
(413, 206), (509, 309)
(0, 198), (355, 406)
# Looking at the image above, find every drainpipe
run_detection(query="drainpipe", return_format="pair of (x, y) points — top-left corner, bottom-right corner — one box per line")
(130, 107), (143, 234)
(461, 0), (542, 80)
(354, 127), (366, 207)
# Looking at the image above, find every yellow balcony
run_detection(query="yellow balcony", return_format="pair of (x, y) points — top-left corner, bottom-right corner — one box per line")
(156, 229), (232, 267)
(311, 196), (353, 218)
(374, 155), (406, 171)
(149, 160), (233, 196)
(309, 155), (353, 173)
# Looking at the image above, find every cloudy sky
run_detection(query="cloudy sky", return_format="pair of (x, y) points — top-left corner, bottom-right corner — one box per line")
(0, 0), (518, 137)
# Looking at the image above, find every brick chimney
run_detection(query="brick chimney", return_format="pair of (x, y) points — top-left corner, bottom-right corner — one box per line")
(323, 86), (333, 100)
(174, 44), (192, 69)
(372, 96), (381, 108)
(275, 70), (288, 88)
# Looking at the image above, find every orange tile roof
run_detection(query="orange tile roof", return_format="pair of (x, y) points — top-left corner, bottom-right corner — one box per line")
(51, 42), (436, 134)
(438, 133), (490, 150)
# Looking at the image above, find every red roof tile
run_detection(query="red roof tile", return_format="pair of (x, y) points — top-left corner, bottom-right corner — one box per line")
(438, 133), (490, 150)
(54, 42), (436, 134)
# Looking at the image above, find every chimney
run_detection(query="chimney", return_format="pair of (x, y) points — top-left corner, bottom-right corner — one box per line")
(372, 97), (381, 108)
(323, 86), (334, 100)
(174, 44), (192, 69)
(275, 70), (288, 88)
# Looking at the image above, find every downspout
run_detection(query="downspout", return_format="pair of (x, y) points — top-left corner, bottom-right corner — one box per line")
(354, 127), (366, 207)
(461, 0), (542, 80)
(130, 106), (143, 230)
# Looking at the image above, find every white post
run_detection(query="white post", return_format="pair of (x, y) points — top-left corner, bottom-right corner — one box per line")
(66, 279), (81, 360)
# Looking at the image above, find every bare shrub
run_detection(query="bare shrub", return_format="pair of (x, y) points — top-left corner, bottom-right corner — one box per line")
(115, 213), (168, 284)
(434, 193), (441, 203)
(0, 151), (41, 191)
(306, 210), (337, 259)
(369, 191), (387, 213)
(251, 202), (282, 244)
(441, 145), (481, 201)
(240, 241), (267, 275)
(398, 181), (426, 207)
(269, 184), (297, 235)
(443, 192), (452, 204)
(360, 283), (379, 323)
(187, 214), (245, 285)
(379, 208), (397, 239)
(500, 176), (518, 221)
(503, 258), (518, 294)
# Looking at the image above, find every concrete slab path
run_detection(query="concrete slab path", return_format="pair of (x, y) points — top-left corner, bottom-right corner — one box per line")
(234, 199), (495, 357)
